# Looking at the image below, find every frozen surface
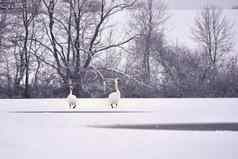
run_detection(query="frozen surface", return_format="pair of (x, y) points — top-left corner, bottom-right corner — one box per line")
(1, 98), (238, 159)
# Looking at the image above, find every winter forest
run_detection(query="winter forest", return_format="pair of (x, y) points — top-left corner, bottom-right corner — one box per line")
(0, 0), (237, 98)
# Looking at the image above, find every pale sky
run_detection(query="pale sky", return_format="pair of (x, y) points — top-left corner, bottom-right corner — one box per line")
(110, 1), (238, 52)
(165, 9), (238, 51)
(165, 0), (238, 9)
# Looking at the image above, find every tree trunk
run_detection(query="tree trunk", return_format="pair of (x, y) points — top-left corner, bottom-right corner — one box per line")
(23, 19), (30, 98)
(143, 0), (153, 83)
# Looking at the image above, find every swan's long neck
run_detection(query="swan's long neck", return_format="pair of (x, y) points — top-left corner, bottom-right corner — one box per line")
(69, 87), (73, 95)
(115, 80), (119, 92)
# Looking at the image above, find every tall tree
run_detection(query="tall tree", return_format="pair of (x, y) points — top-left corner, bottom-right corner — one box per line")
(21, 0), (39, 98)
(127, 0), (168, 83)
(40, 0), (136, 97)
(192, 6), (234, 66)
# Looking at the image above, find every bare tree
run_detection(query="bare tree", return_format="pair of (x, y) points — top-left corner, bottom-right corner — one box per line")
(0, 8), (7, 50)
(0, 1), (24, 97)
(192, 6), (234, 66)
(21, 0), (40, 98)
(127, 0), (168, 83)
(39, 0), (136, 97)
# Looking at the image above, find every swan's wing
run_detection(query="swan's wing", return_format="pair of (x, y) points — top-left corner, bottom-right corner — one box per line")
(108, 92), (116, 98)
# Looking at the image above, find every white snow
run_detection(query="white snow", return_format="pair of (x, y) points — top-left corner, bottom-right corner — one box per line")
(1, 98), (238, 159)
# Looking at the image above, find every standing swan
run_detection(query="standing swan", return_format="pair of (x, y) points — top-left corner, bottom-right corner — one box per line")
(67, 86), (77, 109)
(108, 78), (120, 109)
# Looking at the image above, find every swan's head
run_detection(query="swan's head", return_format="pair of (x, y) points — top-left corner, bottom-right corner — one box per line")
(114, 78), (120, 84)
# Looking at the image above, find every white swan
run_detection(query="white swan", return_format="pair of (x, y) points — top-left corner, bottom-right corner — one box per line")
(67, 86), (77, 109)
(108, 78), (120, 109)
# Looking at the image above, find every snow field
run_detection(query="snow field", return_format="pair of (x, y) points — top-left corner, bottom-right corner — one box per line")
(1, 98), (238, 159)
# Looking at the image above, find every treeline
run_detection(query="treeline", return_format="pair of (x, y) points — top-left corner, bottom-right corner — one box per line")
(0, 0), (237, 98)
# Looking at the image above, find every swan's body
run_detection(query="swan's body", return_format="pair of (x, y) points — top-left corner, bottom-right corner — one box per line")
(108, 79), (120, 108)
(67, 86), (77, 109)
(108, 91), (120, 108)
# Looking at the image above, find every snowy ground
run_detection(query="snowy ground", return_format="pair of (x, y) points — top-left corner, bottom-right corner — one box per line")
(1, 98), (238, 159)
